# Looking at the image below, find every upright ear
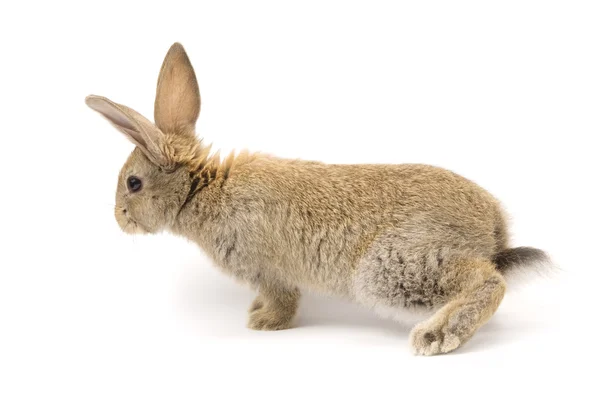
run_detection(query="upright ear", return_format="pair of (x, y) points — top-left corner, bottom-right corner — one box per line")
(154, 42), (201, 134)
(85, 95), (170, 167)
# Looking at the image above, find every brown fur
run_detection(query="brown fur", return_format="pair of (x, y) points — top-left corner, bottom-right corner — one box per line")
(86, 43), (548, 355)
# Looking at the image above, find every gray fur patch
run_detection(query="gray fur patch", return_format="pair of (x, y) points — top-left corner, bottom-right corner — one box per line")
(352, 225), (493, 324)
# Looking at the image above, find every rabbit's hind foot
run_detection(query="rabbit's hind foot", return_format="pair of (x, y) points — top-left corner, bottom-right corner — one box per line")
(409, 260), (506, 355)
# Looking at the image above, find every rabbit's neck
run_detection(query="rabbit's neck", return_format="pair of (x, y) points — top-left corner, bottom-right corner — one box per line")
(170, 151), (262, 258)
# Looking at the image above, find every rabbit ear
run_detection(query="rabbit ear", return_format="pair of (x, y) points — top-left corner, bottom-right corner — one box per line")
(154, 42), (201, 135)
(85, 95), (170, 167)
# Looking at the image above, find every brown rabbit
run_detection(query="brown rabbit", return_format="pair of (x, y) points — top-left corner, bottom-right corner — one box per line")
(86, 42), (549, 355)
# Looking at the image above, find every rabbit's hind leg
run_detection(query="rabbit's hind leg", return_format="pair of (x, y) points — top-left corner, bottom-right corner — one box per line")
(409, 258), (506, 355)
(247, 279), (300, 331)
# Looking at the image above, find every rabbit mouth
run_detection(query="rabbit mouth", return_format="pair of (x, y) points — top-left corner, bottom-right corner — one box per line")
(114, 206), (151, 234)
(123, 218), (150, 234)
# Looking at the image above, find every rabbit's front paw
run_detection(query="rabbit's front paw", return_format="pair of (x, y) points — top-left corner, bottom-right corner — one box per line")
(247, 305), (294, 331)
(247, 286), (299, 331)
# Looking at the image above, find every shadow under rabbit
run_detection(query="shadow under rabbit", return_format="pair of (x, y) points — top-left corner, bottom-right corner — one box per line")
(175, 262), (544, 352)
(178, 263), (412, 338)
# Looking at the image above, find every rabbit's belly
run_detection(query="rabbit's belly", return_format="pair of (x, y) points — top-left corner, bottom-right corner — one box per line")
(352, 264), (440, 326)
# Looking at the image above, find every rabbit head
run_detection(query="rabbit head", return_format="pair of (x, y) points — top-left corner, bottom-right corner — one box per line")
(86, 43), (207, 234)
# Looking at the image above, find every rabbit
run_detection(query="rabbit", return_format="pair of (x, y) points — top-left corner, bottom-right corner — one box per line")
(85, 42), (549, 356)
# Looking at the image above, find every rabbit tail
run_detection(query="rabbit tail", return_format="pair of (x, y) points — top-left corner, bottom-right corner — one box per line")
(492, 247), (553, 287)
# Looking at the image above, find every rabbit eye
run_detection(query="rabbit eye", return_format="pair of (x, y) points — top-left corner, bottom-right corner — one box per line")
(127, 176), (142, 193)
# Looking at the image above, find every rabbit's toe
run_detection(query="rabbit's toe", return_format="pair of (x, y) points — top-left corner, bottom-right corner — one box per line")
(409, 322), (461, 356)
(247, 308), (294, 331)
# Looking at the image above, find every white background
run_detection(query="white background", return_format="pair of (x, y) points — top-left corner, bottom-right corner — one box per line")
(1, 1), (598, 399)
